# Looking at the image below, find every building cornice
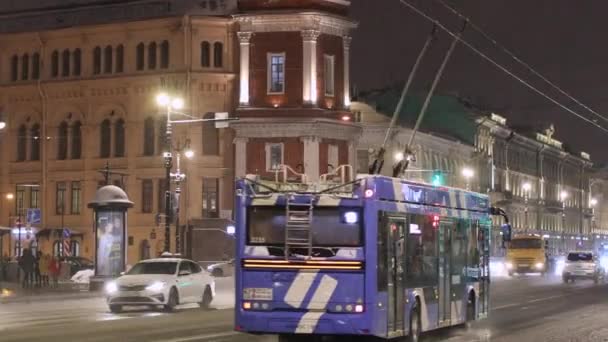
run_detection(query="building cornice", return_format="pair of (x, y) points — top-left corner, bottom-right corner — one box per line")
(234, 11), (357, 37)
(232, 118), (361, 141)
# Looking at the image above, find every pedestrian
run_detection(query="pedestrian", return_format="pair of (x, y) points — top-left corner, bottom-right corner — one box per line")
(33, 251), (41, 288)
(39, 253), (50, 287)
(49, 255), (60, 288)
(18, 248), (35, 289)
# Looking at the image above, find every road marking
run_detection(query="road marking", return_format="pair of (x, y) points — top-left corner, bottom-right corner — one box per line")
(527, 295), (562, 303)
(492, 303), (520, 310)
(161, 331), (240, 342)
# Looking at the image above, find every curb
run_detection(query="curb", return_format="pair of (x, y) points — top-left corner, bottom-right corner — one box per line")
(0, 291), (103, 304)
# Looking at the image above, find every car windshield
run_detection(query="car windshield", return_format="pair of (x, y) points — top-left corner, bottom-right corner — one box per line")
(567, 253), (593, 262)
(127, 262), (177, 275)
(510, 239), (542, 249)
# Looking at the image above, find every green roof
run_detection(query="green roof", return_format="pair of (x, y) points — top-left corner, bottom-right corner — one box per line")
(361, 88), (478, 145)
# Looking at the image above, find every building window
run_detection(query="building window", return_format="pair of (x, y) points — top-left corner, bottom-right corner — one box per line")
(32, 53), (40, 80)
(72, 121), (82, 159)
(104, 46), (113, 74)
(100, 119), (111, 158)
(265, 143), (284, 171)
(324, 55), (335, 96)
(93, 46), (101, 75)
(142, 179), (153, 213)
(10, 55), (18, 81)
(201, 41), (210, 67)
(160, 40), (169, 69)
(30, 187), (40, 209)
(17, 125), (27, 161)
(51, 50), (59, 78)
(148, 42), (157, 69)
(328, 144), (338, 170)
(202, 112), (219, 155)
(143, 117), (155, 156)
(357, 149), (369, 174)
(202, 178), (219, 218)
(114, 119), (125, 157)
(57, 121), (68, 160)
(73, 49), (81, 76)
(158, 179), (167, 214)
(71, 240), (80, 257)
(30, 124), (40, 161)
(136, 43), (145, 71)
(62, 49), (70, 77)
(267, 53), (285, 94)
(213, 42), (223, 68)
(116, 45), (124, 73)
(15, 186), (25, 215)
(71, 182), (81, 215)
(56, 182), (66, 215)
(21, 54), (29, 80)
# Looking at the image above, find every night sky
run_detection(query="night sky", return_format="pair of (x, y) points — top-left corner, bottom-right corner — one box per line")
(350, 1), (608, 163)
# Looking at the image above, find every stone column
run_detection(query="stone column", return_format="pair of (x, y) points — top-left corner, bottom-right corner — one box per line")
(348, 139), (357, 178)
(301, 136), (320, 181)
(301, 30), (320, 106)
(343, 36), (352, 108)
(237, 32), (253, 106)
(234, 137), (248, 178)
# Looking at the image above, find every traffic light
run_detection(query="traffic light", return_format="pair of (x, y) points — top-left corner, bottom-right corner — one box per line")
(431, 170), (444, 186)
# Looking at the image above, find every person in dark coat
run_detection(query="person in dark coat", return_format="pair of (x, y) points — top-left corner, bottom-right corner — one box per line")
(18, 248), (35, 288)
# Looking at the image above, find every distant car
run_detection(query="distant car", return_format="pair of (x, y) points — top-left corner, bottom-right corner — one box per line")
(105, 256), (215, 313)
(207, 259), (234, 277)
(59, 256), (94, 276)
(562, 251), (605, 284)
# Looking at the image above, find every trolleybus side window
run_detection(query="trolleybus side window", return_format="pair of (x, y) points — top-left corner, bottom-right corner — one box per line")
(406, 214), (438, 287)
(377, 215), (389, 292)
(466, 220), (481, 281)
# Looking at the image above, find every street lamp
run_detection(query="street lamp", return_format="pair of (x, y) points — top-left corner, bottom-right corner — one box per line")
(461, 167), (474, 190)
(561, 191), (568, 252)
(5, 193), (14, 200)
(523, 182), (531, 233)
(171, 138), (192, 255)
(590, 198), (598, 207)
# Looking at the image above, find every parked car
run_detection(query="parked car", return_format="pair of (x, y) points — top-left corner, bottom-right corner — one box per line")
(207, 259), (234, 277)
(562, 251), (605, 284)
(59, 256), (94, 276)
(105, 256), (215, 313)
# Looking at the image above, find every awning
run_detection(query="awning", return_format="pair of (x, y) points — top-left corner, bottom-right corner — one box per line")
(36, 228), (84, 240)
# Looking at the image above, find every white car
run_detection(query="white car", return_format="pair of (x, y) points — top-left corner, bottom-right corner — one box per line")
(562, 251), (605, 284)
(207, 259), (234, 277)
(105, 257), (215, 313)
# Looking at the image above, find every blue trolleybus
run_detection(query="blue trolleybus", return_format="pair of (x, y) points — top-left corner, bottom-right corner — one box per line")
(234, 168), (494, 341)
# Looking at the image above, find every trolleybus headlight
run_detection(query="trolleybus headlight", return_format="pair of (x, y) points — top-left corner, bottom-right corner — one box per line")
(243, 302), (252, 310)
(355, 304), (364, 313)
(535, 262), (544, 270)
(343, 211), (359, 224)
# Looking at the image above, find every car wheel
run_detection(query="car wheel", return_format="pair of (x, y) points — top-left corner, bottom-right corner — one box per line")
(164, 287), (179, 312)
(199, 286), (213, 310)
(109, 305), (122, 313)
(212, 268), (224, 277)
(465, 293), (476, 329)
(563, 276), (569, 283)
(407, 301), (421, 342)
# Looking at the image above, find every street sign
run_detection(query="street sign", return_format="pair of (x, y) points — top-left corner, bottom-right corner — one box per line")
(26, 208), (41, 225)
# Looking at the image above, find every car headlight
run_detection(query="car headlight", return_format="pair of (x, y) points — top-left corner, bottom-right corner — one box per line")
(145, 281), (165, 292)
(505, 262), (513, 270)
(535, 262), (544, 270)
(207, 266), (214, 272)
(105, 281), (118, 295)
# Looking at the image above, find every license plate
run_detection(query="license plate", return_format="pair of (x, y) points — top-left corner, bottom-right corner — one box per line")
(243, 288), (273, 301)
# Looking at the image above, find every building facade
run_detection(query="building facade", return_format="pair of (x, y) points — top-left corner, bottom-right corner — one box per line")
(0, 1), (240, 265)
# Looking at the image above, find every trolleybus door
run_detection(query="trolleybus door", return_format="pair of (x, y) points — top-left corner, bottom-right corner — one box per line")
(386, 217), (406, 336)
(438, 219), (453, 326)
(478, 222), (491, 317)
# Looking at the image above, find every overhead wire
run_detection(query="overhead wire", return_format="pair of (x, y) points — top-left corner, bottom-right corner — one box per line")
(397, 0), (608, 134)
(434, 0), (608, 125)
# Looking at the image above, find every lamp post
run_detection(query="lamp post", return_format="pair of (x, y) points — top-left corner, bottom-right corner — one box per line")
(523, 182), (531, 234)
(561, 191), (568, 251)
(172, 139), (193, 255)
(1, 193), (13, 282)
(461, 167), (474, 191)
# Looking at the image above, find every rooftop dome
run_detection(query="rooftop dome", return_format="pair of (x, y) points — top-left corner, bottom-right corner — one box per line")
(87, 185), (134, 209)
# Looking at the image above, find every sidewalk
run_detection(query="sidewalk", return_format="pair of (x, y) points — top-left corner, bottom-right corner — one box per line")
(0, 281), (102, 304)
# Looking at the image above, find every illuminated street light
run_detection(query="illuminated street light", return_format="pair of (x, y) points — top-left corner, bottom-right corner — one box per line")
(5, 193), (13, 200)
(461, 167), (474, 179)
(171, 98), (184, 110)
(590, 198), (598, 207)
(522, 182), (531, 192)
(394, 152), (404, 162)
(0, 122), (6, 130)
(184, 149), (194, 159)
(156, 93), (170, 106)
(560, 191), (569, 200)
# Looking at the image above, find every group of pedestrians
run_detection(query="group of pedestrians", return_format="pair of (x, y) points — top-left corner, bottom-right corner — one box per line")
(18, 249), (60, 289)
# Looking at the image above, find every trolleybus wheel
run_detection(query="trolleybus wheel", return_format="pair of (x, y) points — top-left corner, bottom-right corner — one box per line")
(407, 302), (421, 342)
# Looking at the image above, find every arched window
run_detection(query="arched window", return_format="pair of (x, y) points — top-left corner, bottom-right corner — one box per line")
(73, 49), (81, 76)
(62, 49), (70, 77)
(21, 54), (29, 80)
(104, 46), (113, 73)
(32, 53), (40, 80)
(160, 40), (169, 69)
(213, 42), (223, 68)
(71, 121), (82, 159)
(93, 47), (101, 75)
(53, 240), (62, 257)
(71, 240), (80, 257)
(17, 125), (27, 161)
(10, 55), (18, 81)
(202, 112), (219, 155)
(57, 121), (68, 160)
(201, 41), (210, 67)
(114, 119), (125, 157)
(30, 124), (40, 161)
(136, 43), (145, 71)
(51, 50), (59, 77)
(116, 45), (124, 73)
(148, 42), (157, 69)
(100, 119), (111, 158)
(143, 117), (155, 156)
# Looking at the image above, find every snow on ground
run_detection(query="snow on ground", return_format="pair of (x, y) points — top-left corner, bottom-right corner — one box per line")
(212, 276), (235, 309)
(71, 269), (95, 284)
